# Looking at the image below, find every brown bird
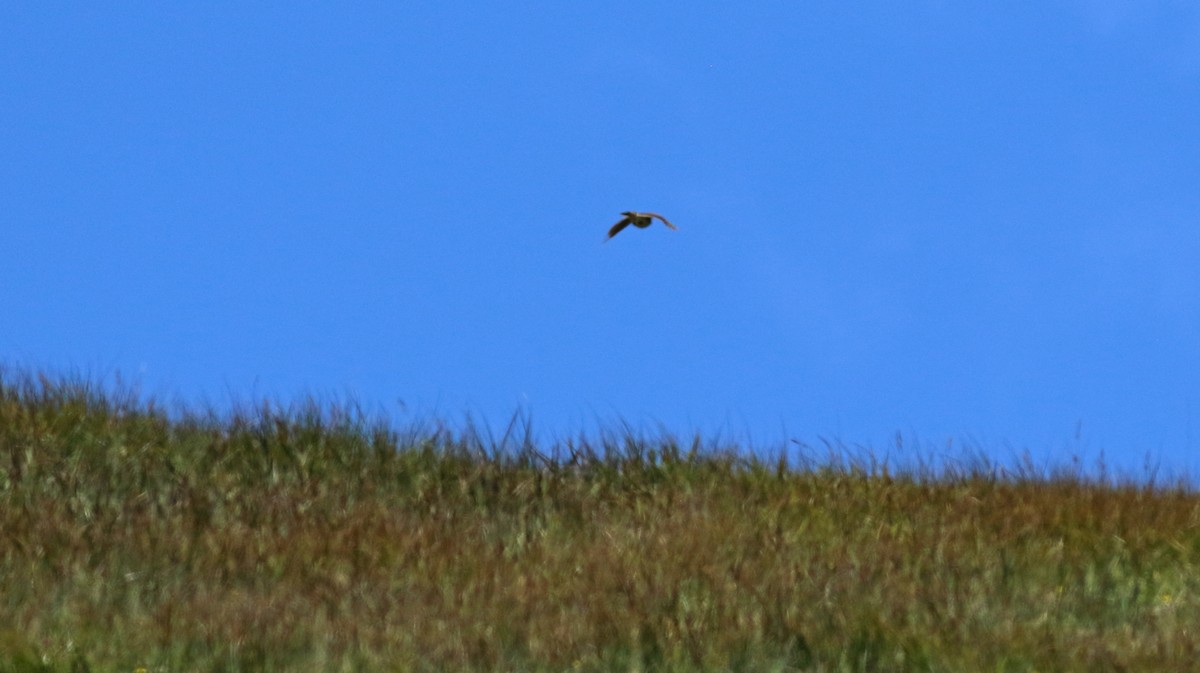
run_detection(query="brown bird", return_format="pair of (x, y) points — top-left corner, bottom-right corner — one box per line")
(605, 211), (679, 241)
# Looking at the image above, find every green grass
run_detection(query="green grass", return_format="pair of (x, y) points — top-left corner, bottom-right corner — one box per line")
(1, 369), (1199, 672)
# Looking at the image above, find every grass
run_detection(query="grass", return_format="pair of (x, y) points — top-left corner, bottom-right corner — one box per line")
(1, 369), (1199, 672)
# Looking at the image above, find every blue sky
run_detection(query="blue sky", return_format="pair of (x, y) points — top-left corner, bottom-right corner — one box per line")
(4, 3), (1199, 477)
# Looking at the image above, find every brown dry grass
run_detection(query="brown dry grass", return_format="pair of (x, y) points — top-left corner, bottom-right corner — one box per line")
(2, 369), (1199, 672)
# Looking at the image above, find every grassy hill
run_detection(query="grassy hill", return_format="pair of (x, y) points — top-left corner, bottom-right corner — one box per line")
(1, 370), (1198, 672)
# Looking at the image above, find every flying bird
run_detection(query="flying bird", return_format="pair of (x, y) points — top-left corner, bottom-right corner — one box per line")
(605, 211), (678, 241)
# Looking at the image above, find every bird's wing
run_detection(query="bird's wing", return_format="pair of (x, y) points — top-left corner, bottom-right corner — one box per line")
(606, 216), (633, 239)
(646, 213), (678, 230)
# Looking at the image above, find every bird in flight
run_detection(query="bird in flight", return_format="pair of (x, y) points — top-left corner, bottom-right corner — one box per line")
(605, 211), (678, 241)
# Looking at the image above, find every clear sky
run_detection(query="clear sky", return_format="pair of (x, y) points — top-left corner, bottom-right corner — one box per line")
(4, 3), (1199, 477)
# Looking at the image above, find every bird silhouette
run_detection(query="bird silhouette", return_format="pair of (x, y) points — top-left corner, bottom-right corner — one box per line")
(605, 211), (678, 241)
